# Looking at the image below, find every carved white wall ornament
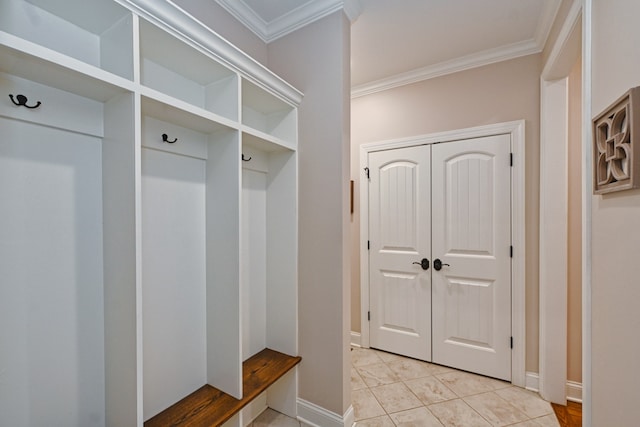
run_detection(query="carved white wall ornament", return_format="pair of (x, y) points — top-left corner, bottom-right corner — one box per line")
(593, 87), (640, 194)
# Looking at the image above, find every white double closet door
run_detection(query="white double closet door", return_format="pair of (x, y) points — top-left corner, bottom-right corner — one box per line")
(368, 134), (512, 381)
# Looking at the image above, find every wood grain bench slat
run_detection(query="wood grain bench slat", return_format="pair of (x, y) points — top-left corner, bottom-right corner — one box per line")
(145, 348), (301, 427)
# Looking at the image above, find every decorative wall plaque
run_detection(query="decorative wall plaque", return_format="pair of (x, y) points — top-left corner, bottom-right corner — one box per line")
(593, 87), (640, 194)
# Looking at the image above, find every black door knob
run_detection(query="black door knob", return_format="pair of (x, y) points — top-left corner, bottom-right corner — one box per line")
(433, 258), (450, 271)
(412, 258), (430, 270)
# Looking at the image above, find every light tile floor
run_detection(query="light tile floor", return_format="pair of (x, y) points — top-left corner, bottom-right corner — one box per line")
(250, 347), (561, 427)
(352, 347), (560, 427)
(252, 408), (302, 426)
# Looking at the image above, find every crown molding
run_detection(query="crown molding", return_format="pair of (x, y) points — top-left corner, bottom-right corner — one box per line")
(268, 0), (343, 42)
(351, 39), (541, 98)
(216, 0), (361, 43)
(351, 0), (561, 98)
(542, 0), (582, 79)
(343, 0), (363, 22)
(216, 0), (268, 40)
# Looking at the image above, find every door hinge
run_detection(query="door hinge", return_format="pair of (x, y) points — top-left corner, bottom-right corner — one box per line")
(510, 246), (513, 258)
(367, 240), (370, 250)
(368, 311), (371, 321)
(510, 336), (514, 349)
(510, 153), (513, 167)
(364, 167), (370, 179)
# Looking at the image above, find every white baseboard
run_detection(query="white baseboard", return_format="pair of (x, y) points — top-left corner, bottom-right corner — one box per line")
(350, 331), (361, 348)
(525, 371), (540, 392)
(524, 372), (582, 403)
(566, 380), (583, 403)
(343, 405), (354, 427)
(297, 399), (354, 427)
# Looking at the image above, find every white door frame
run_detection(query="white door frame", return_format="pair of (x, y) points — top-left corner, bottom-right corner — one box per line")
(359, 120), (526, 387)
(539, 0), (582, 405)
(582, 1), (592, 424)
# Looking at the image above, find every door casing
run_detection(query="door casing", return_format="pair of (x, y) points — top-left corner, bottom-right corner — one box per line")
(539, 0), (584, 406)
(359, 120), (526, 387)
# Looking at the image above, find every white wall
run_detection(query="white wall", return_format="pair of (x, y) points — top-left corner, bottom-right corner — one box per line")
(591, 0), (640, 424)
(268, 12), (352, 417)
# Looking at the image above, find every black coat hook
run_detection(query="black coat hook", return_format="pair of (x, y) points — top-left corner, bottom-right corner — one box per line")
(242, 154), (251, 161)
(9, 94), (41, 109)
(162, 133), (177, 143)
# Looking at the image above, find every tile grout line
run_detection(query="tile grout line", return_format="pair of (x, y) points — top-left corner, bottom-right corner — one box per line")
(352, 347), (559, 426)
(378, 354), (510, 427)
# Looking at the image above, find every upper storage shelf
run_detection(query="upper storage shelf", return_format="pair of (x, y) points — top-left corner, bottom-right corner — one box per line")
(139, 19), (239, 122)
(242, 79), (297, 146)
(0, 0), (134, 80)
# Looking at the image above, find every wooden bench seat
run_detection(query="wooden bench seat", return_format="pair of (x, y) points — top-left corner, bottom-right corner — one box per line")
(145, 349), (301, 427)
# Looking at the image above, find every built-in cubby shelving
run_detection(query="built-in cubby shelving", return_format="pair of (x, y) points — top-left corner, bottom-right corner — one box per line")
(139, 18), (239, 122)
(0, 38), (135, 101)
(240, 132), (298, 365)
(0, 0), (134, 79)
(0, 0), (301, 426)
(0, 69), (137, 427)
(242, 78), (297, 144)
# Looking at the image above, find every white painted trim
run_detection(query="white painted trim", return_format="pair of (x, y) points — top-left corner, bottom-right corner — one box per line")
(259, 0), (343, 43)
(525, 372), (540, 392)
(216, 0), (362, 43)
(351, 0), (562, 99)
(267, 0), (361, 42)
(360, 121), (525, 152)
(359, 142), (371, 350)
(216, 0), (268, 40)
(525, 372), (582, 403)
(542, 0), (583, 80)
(342, 0), (363, 23)
(350, 331), (362, 348)
(359, 120), (526, 387)
(297, 399), (353, 427)
(214, 0), (553, 98)
(511, 121), (527, 389)
(343, 405), (354, 427)
(581, 1), (592, 425)
(539, 77), (569, 405)
(567, 381), (583, 403)
(134, 89), (144, 427)
(538, 0), (583, 406)
(352, 40), (540, 98)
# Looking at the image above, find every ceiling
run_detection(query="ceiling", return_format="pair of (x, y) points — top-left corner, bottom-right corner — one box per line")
(216, 0), (561, 96)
